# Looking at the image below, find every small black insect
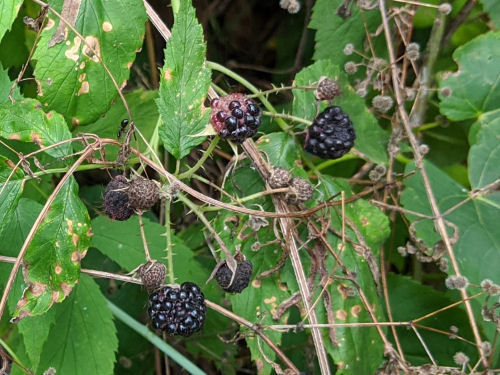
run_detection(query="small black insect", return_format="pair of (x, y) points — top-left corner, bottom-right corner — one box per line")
(118, 119), (129, 139)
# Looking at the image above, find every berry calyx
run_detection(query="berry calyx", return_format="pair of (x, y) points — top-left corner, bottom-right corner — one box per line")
(210, 93), (262, 143)
(148, 282), (206, 337)
(103, 175), (134, 221)
(215, 260), (253, 293)
(304, 106), (356, 160)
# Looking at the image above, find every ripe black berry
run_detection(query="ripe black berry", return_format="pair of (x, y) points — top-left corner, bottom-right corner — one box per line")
(103, 175), (134, 221)
(127, 176), (160, 212)
(148, 282), (206, 336)
(304, 106), (355, 159)
(215, 260), (253, 293)
(210, 93), (262, 143)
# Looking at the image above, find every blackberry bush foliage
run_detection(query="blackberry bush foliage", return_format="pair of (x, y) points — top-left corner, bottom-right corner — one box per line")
(1, 0), (500, 374)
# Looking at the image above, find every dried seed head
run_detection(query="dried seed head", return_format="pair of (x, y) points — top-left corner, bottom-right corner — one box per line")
(445, 275), (469, 290)
(439, 3), (452, 14)
(128, 176), (160, 211)
(344, 61), (357, 75)
(138, 261), (167, 292)
(453, 352), (469, 365)
(280, 0), (301, 13)
(481, 341), (492, 356)
(103, 175), (134, 221)
(368, 170), (382, 182)
(406, 42), (420, 61)
(268, 166), (292, 188)
(286, 177), (314, 204)
(356, 87), (367, 98)
(372, 95), (394, 113)
(439, 258), (449, 272)
(419, 144), (430, 155)
(343, 43), (354, 55)
(481, 279), (500, 295)
(315, 77), (340, 101)
(397, 246), (407, 257)
(374, 164), (387, 175)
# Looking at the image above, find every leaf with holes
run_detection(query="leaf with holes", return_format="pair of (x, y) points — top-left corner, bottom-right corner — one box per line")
(0, 98), (71, 158)
(293, 59), (389, 164)
(13, 177), (92, 319)
(156, 0), (211, 159)
(33, 0), (147, 126)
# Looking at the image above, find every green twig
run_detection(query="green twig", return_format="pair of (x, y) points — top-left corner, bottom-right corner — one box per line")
(262, 111), (312, 126)
(178, 137), (220, 180)
(107, 300), (206, 375)
(164, 200), (175, 284)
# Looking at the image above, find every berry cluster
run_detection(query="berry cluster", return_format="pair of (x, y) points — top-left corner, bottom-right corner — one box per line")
(304, 106), (356, 160)
(148, 282), (206, 337)
(103, 175), (160, 220)
(210, 93), (262, 143)
(216, 260), (253, 293)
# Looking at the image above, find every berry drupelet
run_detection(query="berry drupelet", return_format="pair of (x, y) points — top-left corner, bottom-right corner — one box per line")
(304, 106), (356, 160)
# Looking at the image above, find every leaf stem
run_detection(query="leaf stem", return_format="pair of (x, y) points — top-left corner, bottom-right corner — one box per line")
(262, 111), (312, 126)
(178, 137), (220, 180)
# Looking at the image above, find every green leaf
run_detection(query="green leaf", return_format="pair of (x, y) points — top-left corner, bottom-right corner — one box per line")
(401, 161), (500, 286)
(0, 156), (24, 240)
(0, 63), (21, 102)
(293, 59), (389, 164)
(37, 274), (117, 375)
(73, 90), (159, 161)
(156, 0), (211, 159)
(257, 132), (300, 169)
(439, 31), (500, 122)
(316, 176), (387, 375)
(0, 0), (22, 41)
(468, 117), (500, 189)
(32, 0), (147, 126)
(480, 0), (500, 29)
(309, 0), (380, 65)
(13, 177), (92, 319)
(387, 274), (476, 365)
(0, 98), (71, 158)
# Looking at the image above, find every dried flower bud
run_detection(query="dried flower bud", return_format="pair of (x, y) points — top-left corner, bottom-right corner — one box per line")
(356, 87), (367, 98)
(441, 87), (452, 97)
(344, 61), (357, 75)
(368, 170), (381, 182)
(343, 43), (354, 55)
(406, 42), (420, 61)
(280, 0), (301, 14)
(445, 275), (469, 290)
(439, 3), (452, 15)
(481, 341), (492, 356)
(397, 246), (407, 257)
(453, 352), (469, 365)
(481, 279), (500, 295)
(374, 164), (387, 175)
(372, 95), (394, 113)
(419, 144), (430, 155)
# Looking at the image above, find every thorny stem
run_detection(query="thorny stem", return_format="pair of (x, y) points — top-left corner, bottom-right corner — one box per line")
(378, 0), (488, 367)
(164, 200), (175, 284)
(262, 111), (312, 126)
(0, 146), (94, 323)
(138, 213), (152, 262)
(246, 85), (316, 99)
(178, 137), (220, 180)
(409, 5), (448, 127)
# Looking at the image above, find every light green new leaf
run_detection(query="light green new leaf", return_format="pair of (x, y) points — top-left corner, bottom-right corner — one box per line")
(0, 98), (71, 158)
(293, 60), (388, 164)
(309, 0), (380, 65)
(439, 32), (500, 122)
(13, 177), (92, 319)
(0, 0), (22, 42)
(0, 156), (24, 240)
(37, 274), (117, 375)
(33, 0), (146, 126)
(468, 117), (500, 189)
(401, 161), (500, 286)
(156, 0), (211, 159)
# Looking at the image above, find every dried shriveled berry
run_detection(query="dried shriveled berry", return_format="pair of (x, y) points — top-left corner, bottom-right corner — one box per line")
(268, 167), (292, 189)
(215, 260), (253, 293)
(314, 77), (340, 101)
(304, 106), (356, 159)
(103, 175), (134, 221)
(148, 282), (206, 336)
(286, 177), (313, 204)
(128, 176), (160, 212)
(210, 93), (262, 143)
(138, 261), (167, 292)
